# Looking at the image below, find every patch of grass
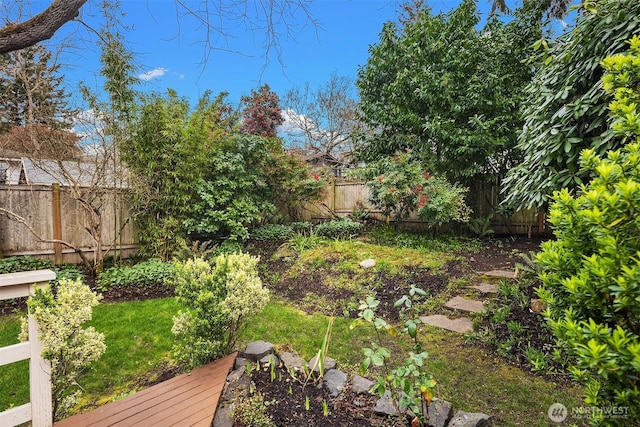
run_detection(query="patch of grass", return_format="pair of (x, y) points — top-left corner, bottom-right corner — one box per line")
(80, 298), (182, 407)
(240, 300), (586, 427)
(0, 298), (183, 414)
(295, 240), (453, 276)
(0, 313), (28, 412)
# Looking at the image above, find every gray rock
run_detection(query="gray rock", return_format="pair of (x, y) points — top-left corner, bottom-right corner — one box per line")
(260, 354), (279, 366)
(448, 410), (492, 427)
(359, 258), (376, 269)
(351, 375), (375, 394)
(221, 373), (250, 402)
(234, 357), (247, 370)
(212, 401), (234, 427)
(280, 351), (307, 372)
(323, 369), (348, 397)
(373, 391), (398, 416)
(244, 340), (274, 361)
(226, 367), (245, 384)
(309, 355), (337, 374)
(428, 399), (453, 427)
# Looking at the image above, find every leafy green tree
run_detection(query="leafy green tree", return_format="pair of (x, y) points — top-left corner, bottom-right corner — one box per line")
(187, 134), (325, 240)
(503, 0), (640, 210)
(536, 37), (640, 426)
(124, 90), (234, 259)
(357, 0), (542, 191)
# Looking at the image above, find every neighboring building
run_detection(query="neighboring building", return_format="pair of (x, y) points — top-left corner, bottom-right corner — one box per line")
(0, 156), (127, 188)
(288, 149), (347, 177)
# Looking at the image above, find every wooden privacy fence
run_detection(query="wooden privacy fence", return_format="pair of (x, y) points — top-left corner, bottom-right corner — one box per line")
(0, 184), (137, 263)
(0, 270), (55, 427)
(301, 181), (546, 235)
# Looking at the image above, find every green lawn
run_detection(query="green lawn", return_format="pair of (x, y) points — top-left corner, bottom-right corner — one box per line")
(0, 283), (585, 426)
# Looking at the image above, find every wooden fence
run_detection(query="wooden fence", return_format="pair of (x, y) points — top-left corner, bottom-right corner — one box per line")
(301, 181), (546, 235)
(0, 184), (137, 263)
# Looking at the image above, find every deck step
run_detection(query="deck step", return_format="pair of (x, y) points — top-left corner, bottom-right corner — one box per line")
(444, 296), (485, 313)
(420, 314), (473, 333)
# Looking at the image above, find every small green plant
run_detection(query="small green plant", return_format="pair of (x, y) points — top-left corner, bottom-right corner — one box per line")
(0, 256), (53, 273)
(231, 391), (276, 427)
(305, 317), (334, 385)
(467, 215), (494, 238)
(97, 259), (175, 293)
(354, 287), (436, 425)
(314, 218), (364, 240)
(322, 399), (330, 416)
(251, 224), (295, 241)
(304, 395), (310, 411)
(20, 278), (106, 420)
(506, 320), (525, 335)
(524, 344), (549, 373)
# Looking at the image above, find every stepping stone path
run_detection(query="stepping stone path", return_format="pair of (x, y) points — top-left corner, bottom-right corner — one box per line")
(481, 269), (516, 279)
(444, 296), (485, 313)
(422, 268), (516, 335)
(420, 314), (474, 333)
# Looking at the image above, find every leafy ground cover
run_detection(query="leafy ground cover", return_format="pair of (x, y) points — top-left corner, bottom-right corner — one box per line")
(0, 230), (586, 426)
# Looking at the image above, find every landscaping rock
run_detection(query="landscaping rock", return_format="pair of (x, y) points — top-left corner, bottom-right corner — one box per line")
(373, 391), (398, 416)
(448, 410), (492, 427)
(233, 357), (247, 370)
(323, 369), (348, 397)
(244, 340), (274, 361)
(444, 296), (485, 314)
(420, 314), (474, 333)
(481, 269), (515, 279)
(428, 399), (453, 427)
(309, 355), (336, 374)
(280, 351), (307, 372)
(260, 354), (279, 366)
(467, 283), (499, 295)
(530, 298), (546, 313)
(212, 401), (234, 427)
(359, 258), (376, 269)
(351, 375), (374, 394)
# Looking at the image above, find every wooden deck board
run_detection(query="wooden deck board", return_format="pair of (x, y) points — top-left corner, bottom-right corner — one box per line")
(55, 352), (236, 427)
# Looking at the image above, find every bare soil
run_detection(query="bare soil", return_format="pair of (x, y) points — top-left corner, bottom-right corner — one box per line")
(239, 235), (548, 426)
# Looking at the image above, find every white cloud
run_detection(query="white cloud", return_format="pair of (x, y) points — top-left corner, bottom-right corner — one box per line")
(278, 109), (315, 134)
(138, 67), (168, 81)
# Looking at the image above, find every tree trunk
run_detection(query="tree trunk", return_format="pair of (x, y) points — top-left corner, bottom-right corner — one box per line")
(0, 0), (87, 54)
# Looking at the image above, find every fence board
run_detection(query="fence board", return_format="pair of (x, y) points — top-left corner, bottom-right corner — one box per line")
(302, 181), (545, 235)
(0, 184), (137, 262)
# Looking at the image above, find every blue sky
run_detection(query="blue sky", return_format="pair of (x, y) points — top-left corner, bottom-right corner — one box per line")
(47, 0), (485, 107)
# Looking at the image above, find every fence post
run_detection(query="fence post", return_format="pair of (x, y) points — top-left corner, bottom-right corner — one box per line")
(51, 183), (62, 265)
(0, 270), (54, 427)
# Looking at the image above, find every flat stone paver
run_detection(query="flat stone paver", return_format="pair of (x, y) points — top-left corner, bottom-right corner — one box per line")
(444, 296), (485, 313)
(467, 283), (499, 295)
(420, 314), (474, 333)
(481, 269), (516, 279)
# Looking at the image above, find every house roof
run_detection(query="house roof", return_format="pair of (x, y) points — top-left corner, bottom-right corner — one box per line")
(0, 157), (128, 188)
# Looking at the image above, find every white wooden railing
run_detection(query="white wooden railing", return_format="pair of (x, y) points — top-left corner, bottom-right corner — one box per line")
(0, 270), (54, 427)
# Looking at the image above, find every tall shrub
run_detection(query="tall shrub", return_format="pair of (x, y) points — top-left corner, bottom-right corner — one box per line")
(20, 279), (105, 420)
(171, 253), (269, 368)
(354, 151), (471, 227)
(536, 37), (640, 425)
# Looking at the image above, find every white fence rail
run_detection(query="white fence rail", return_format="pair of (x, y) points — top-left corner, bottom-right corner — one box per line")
(0, 270), (54, 427)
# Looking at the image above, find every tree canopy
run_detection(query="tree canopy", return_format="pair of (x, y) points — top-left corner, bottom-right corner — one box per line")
(502, 0), (640, 210)
(356, 0), (543, 191)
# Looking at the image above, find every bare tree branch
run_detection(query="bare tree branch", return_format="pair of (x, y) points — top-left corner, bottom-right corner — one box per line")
(0, 0), (87, 54)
